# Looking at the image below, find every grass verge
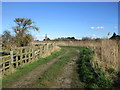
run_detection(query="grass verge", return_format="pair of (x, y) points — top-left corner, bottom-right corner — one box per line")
(77, 47), (114, 88)
(2, 48), (66, 88)
(31, 48), (77, 88)
(71, 64), (86, 88)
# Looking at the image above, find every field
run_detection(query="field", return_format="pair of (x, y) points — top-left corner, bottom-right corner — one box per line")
(2, 45), (120, 88)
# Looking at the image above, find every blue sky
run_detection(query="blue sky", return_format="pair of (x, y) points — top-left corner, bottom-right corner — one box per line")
(2, 2), (118, 40)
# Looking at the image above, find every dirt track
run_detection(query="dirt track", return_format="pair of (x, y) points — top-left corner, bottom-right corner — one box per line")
(6, 49), (70, 88)
(51, 50), (79, 88)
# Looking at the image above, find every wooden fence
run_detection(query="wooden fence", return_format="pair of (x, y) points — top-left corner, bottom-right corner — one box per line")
(0, 43), (59, 76)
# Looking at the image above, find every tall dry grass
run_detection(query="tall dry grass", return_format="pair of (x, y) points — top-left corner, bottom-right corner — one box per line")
(56, 39), (119, 72)
(92, 39), (119, 72)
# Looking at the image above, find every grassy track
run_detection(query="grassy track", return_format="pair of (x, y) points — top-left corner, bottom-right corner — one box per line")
(31, 48), (77, 88)
(71, 64), (86, 88)
(2, 48), (66, 88)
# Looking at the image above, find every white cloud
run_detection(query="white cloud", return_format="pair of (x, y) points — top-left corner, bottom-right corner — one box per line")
(92, 34), (96, 37)
(90, 26), (104, 30)
(92, 34), (97, 38)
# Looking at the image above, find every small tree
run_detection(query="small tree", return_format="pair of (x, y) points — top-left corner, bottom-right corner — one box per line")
(110, 32), (118, 40)
(113, 33), (116, 37)
(2, 30), (13, 43)
(2, 30), (16, 48)
(82, 37), (92, 41)
(13, 18), (39, 46)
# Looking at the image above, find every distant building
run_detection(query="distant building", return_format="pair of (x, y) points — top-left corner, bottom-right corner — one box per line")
(45, 34), (48, 41)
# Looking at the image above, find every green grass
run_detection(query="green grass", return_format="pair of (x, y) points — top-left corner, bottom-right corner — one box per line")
(71, 65), (86, 88)
(77, 47), (114, 88)
(31, 48), (77, 88)
(2, 48), (66, 88)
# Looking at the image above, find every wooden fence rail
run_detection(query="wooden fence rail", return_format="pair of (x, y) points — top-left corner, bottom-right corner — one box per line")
(0, 43), (59, 76)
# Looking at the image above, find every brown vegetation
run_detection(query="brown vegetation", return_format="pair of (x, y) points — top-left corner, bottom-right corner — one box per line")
(56, 39), (120, 72)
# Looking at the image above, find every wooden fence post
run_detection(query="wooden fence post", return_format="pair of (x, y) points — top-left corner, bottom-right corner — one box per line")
(53, 43), (55, 52)
(10, 51), (14, 73)
(20, 49), (23, 66)
(32, 47), (35, 61)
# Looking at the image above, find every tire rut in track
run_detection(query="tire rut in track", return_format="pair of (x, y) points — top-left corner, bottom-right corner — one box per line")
(6, 49), (70, 88)
(51, 50), (80, 88)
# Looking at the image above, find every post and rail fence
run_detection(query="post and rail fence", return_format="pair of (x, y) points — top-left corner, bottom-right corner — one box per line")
(0, 43), (59, 76)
